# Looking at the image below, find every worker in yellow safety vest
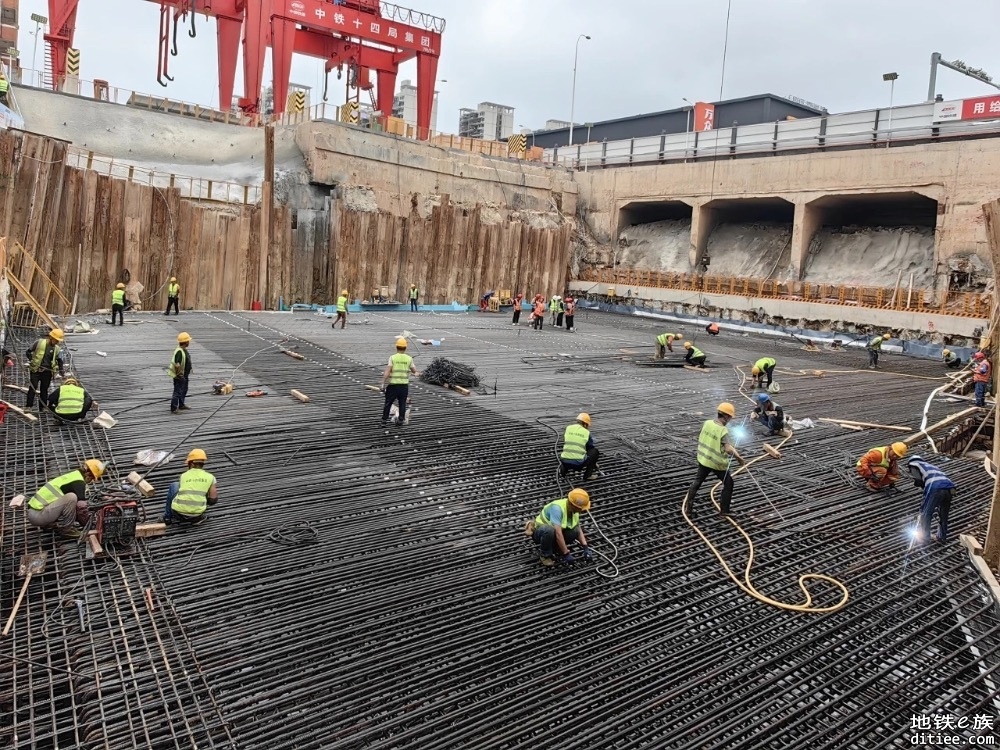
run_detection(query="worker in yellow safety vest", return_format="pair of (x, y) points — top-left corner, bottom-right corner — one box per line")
(684, 402), (746, 517)
(27, 459), (105, 538)
(867, 331), (892, 369)
(0, 72), (10, 105)
(751, 356), (777, 389)
(942, 349), (963, 370)
(559, 412), (599, 480)
(656, 332), (681, 358)
(380, 337), (419, 426)
(170, 332), (193, 413)
(333, 289), (349, 329)
(25, 328), (66, 409)
(683, 341), (707, 368)
(409, 284), (420, 312)
(111, 282), (126, 326)
(165, 276), (180, 315)
(856, 442), (907, 491)
(527, 488), (594, 567)
(164, 449), (218, 526)
(45, 376), (97, 421)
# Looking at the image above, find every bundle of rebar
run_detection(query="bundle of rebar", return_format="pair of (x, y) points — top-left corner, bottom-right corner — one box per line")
(419, 357), (482, 388)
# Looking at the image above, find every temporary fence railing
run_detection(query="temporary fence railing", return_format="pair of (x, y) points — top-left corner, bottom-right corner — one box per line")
(578, 267), (992, 319)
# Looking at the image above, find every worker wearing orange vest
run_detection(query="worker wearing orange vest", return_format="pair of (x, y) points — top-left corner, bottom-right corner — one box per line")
(706, 322), (720, 336)
(564, 296), (576, 332)
(531, 295), (545, 330)
(973, 352), (992, 407)
(511, 292), (524, 325)
(856, 442), (907, 491)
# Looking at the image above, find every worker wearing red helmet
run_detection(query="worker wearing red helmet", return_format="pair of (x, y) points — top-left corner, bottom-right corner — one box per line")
(973, 352), (991, 407)
(564, 296), (576, 332)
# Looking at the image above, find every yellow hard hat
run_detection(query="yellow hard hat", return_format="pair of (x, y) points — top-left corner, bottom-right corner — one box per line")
(187, 448), (207, 464)
(84, 459), (106, 479)
(116, 282), (125, 290)
(684, 341), (692, 349)
(718, 402), (736, 418)
(49, 328), (65, 342)
(170, 276), (177, 283)
(943, 349), (951, 356)
(890, 442), (908, 458)
(751, 365), (760, 375)
(177, 332), (192, 344)
(883, 332), (892, 339)
(576, 412), (591, 427)
(63, 376), (80, 386)
(567, 488), (591, 512)
(395, 337), (408, 349)
(341, 289), (349, 296)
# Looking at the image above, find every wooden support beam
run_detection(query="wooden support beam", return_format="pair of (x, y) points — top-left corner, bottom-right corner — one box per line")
(290, 389), (310, 403)
(135, 523), (166, 539)
(981, 198), (1000, 568)
(282, 350), (305, 361)
(817, 417), (912, 432)
(683, 365), (711, 373)
(902, 406), (981, 446)
(1, 400), (38, 423)
(960, 534), (1000, 607)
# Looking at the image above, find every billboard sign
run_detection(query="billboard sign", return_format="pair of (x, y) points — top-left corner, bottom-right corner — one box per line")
(961, 94), (1000, 121)
(932, 99), (962, 122)
(694, 102), (715, 131)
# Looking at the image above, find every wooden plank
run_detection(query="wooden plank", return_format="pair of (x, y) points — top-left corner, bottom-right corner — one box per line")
(817, 417), (912, 432)
(135, 523), (166, 538)
(1, 399), (38, 423)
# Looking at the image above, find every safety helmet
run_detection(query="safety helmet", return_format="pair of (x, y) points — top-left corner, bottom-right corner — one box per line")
(170, 276), (177, 283)
(576, 412), (591, 427)
(63, 376), (80, 386)
(395, 337), (408, 349)
(187, 448), (208, 464)
(883, 332), (892, 339)
(84, 459), (106, 479)
(751, 366), (761, 375)
(116, 282), (126, 290)
(908, 454), (923, 464)
(890, 442), (908, 458)
(974, 352), (986, 360)
(567, 488), (591, 512)
(177, 332), (192, 344)
(718, 402), (736, 418)
(684, 341), (693, 349)
(410, 283), (416, 287)
(757, 393), (770, 404)
(49, 328), (65, 342)
(942, 349), (951, 356)
(341, 289), (349, 296)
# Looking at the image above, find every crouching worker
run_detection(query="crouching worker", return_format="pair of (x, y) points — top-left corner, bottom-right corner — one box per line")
(856, 441), (907, 491)
(526, 488), (594, 567)
(559, 412), (599, 479)
(942, 349), (963, 370)
(45, 376), (98, 421)
(752, 393), (785, 436)
(27, 459), (105, 539)
(163, 449), (218, 526)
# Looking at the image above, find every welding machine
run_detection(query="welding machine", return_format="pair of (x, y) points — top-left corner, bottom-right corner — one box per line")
(95, 501), (140, 546)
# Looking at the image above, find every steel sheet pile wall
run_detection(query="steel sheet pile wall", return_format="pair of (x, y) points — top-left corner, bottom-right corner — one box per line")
(2, 311), (999, 749)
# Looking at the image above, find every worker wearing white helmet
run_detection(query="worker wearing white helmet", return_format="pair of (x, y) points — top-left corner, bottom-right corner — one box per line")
(170, 332), (193, 413)
(380, 337), (419, 426)
(25, 328), (66, 409)
(27, 459), (106, 539)
(684, 402), (746, 517)
(559, 412), (599, 480)
(528, 488), (594, 567)
(942, 349), (962, 370)
(166, 276), (180, 315)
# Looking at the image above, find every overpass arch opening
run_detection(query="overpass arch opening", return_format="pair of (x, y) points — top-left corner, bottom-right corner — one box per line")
(701, 197), (795, 278)
(617, 200), (693, 272)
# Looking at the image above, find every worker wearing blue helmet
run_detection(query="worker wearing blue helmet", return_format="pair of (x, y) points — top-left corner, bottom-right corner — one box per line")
(751, 392), (785, 436)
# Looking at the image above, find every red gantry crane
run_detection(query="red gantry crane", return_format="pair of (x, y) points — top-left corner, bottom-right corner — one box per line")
(43, 0), (445, 137)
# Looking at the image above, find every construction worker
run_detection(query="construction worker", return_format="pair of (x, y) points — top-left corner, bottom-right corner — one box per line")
(0, 72), (9, 106)
(684, 402), (746, 517)
(409, 283), (419, 312)
(751, 356), (777, 389)
(333, 289), (349, 329)
(752, 393), (785, 436)
(45, 376), (97, 421)
(165, 276), (180, 315)
(856, 442), (908, 491)
(942, 349), (963, 370)
(529, 488), (594, 567)
(170, 332), (193, 413)
(25, 328), (65, 409)
(907, 456), (955, 543)
(163, 449), (218, 526)
(867, 331), (891, 369)
(973, 352), (991, 407)
(556, 296), (566, 328)
(559, 412), (599, 479)
(111, 282), (126, 326)
(655, 332), (681, 358)
(27, 459), (105, 538)
(706, 322), (720, 336)
(549, 295), (560, 327)
(564, 296), (576, 332)
(531, 295), (545, 330)
(381, 337), (419, 426)
(683, 341), (707, 368)
(511, 292), (524, 325)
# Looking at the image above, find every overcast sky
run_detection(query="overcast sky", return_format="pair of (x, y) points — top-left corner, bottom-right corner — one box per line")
(16, 0), (1000, 131)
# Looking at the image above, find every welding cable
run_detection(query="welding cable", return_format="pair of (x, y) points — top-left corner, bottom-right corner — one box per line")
(267, 522), (320, 547)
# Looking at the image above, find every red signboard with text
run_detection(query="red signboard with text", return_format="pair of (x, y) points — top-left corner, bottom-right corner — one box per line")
(694, 102), (716, 131)
(961, 95), (1000, 121)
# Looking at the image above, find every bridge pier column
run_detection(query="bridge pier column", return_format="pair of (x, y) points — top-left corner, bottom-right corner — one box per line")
(690, 202), (716, 272)
(791, 200), (821, 281)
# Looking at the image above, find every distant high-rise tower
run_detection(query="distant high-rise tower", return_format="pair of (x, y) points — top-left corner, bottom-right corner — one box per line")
(458, 102), (514, 141)
(1, 0), (19, 73)
(392, 78), (439, 133)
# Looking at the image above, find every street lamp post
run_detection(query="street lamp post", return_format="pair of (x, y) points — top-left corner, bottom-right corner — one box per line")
(30, 13), (48, 80)
(882, 72), (898, 148)
(568, 33), (591, 153)
(682, 97), (693, 161)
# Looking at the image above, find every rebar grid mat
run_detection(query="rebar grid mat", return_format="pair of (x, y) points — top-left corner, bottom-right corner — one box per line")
(2, 309), (999, 749)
